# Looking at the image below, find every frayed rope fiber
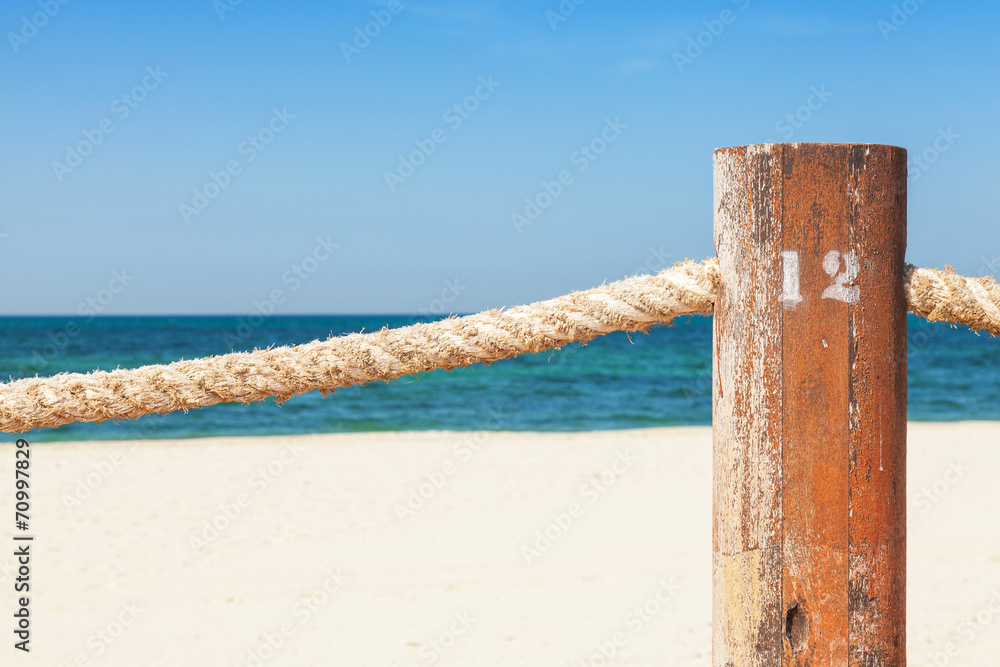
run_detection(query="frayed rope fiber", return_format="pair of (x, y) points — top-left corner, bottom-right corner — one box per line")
(1, 258), (998, 433)
(905, 264), (1000, 336)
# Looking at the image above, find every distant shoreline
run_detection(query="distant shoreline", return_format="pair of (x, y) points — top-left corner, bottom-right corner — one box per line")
(19, 420), (1000, 445)
(4, 314), (997, 441)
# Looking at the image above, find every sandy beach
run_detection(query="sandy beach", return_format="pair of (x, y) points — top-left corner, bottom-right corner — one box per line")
(2, 423), (999, 666)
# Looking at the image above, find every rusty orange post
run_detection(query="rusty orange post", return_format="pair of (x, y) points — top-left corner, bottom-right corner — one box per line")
(712, 143), (907, 665)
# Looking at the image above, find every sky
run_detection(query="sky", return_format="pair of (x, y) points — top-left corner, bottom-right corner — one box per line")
(1, 0), (997, 315)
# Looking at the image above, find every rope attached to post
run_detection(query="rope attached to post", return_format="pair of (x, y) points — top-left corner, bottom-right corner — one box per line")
(0, 258), (997, 433)
(905, 264), (1000, 335)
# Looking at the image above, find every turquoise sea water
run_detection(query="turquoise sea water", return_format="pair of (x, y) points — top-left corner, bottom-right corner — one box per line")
(1, 315), (997, 442)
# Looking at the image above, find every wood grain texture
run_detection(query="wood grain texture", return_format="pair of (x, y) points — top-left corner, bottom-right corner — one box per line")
(846, 145), (908, 666)
(780, 144), (852, 667)
(713, 145), (785, 666)
(713, 143), (907, 666)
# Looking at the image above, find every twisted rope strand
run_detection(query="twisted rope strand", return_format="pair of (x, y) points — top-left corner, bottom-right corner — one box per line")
(905, 264), (1000, 335)
(1, 258), (997, 434)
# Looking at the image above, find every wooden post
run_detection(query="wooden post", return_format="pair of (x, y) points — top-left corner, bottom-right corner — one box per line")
(712, 143), (907, 666)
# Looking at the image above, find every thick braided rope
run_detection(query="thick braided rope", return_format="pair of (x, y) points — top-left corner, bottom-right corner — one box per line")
(0, 259), (720, 433)
(905, 264), (1000, 335)
(1, 258), (997, 433)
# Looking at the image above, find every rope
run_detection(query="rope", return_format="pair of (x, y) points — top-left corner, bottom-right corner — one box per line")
(905, 264), (1000, 335)
(0, 259), (719, 433)
(1, 258), (997, 434)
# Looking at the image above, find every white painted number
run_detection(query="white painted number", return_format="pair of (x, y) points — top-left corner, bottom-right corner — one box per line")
(780, 250), (860, 307)
(781, 251), (803, 308)
(821, 250), (860, 304)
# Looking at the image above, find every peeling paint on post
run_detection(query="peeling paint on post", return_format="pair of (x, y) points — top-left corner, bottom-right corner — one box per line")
(713, 143), (907, 666)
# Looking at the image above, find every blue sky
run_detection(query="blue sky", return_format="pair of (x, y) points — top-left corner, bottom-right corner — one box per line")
(1, 0), (997, 314)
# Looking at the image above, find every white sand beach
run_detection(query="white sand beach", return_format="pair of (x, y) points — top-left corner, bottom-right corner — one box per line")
(3, 423), (999, 666)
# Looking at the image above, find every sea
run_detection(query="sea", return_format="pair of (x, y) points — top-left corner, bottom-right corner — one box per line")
(1, 314), (997, 442)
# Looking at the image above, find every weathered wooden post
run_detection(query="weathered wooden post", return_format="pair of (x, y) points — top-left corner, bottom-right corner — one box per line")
(713, 143), (907, 665)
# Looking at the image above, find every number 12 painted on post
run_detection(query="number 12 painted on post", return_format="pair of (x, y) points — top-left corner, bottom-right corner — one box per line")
(780, 250), (860, 308)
